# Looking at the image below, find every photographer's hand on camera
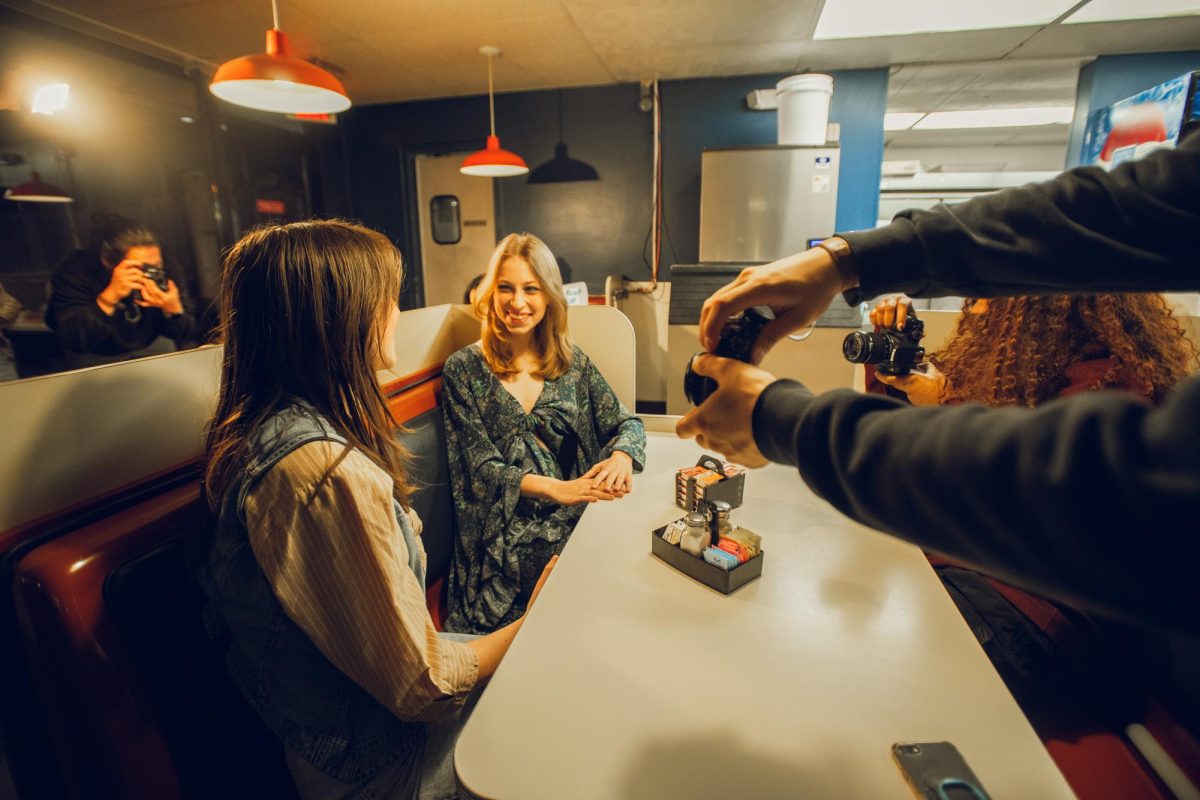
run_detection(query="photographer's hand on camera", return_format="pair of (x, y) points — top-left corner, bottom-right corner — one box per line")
(869, 295), (913, 332)
(699, 242), (857, 364)
(95, 259), (146, 316)
(675, 354), (777, 468)
(135, 274), (184, 316)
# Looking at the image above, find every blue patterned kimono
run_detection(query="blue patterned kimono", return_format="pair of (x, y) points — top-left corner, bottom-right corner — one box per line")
(442, 343), (646, 634)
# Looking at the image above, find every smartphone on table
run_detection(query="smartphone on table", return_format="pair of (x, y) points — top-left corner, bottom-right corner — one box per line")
(892, 742), (991, 800)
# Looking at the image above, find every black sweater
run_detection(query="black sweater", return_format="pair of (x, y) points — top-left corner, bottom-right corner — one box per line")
(46, 250), (199, 356)
(752, 129), (1200, 633)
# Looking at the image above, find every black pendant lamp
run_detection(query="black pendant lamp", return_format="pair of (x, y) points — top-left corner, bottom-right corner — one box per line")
(527, 90), (599, 184)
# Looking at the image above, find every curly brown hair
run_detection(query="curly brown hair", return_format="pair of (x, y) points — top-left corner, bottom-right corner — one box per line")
(929, 294), (1198, 407)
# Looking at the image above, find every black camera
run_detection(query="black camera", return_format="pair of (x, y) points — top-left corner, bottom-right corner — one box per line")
(140, 263), (169, 292)
(128, 262), (168, 308)
(841, 311), (925, 375)
(683, 306), (774, 406)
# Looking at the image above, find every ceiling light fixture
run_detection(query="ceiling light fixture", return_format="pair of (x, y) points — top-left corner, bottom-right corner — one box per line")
(31, 84), (69, 115)
(461, 46), (528, 177)
(528, 90), (598, 184)
(4, 171), (73, 203)
(209, 0), (350, 115)
(814, 0), (1078, 39)
(913, 106), (1075, 129)
(1063, 0), (1200, 24)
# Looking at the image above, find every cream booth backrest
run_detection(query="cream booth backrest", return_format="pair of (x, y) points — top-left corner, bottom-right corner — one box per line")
(1, 304), (639, 532)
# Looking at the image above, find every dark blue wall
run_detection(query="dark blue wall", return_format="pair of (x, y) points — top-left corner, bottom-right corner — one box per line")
(343, 85), (651, 305)
(1067, 50), (1200, 167)
(342, 68), (888, 303)
(661, 69), (888, 268)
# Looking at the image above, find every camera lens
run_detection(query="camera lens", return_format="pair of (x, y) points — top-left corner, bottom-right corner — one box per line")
(899, 745), (921, 755)
(842, 330), (896, 365)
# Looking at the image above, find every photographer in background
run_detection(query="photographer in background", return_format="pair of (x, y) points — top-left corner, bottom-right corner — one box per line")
(46, 215), (199, 365)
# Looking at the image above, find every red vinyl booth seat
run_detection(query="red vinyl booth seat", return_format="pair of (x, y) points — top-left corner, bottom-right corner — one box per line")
(2, 365), (456, 799)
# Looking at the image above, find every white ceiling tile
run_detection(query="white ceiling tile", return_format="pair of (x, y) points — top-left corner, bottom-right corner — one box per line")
(799, 28), (1038, 69)
(597, 40), (805, 82)
(562, 0), (822, 50)
(292, 0), (570, 36)
(1010, 16), (1200, 58)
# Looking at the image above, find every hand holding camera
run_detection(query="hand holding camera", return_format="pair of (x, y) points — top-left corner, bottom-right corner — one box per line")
(843, 296), (926, 376)
(98, 260), (148, 311)
(129, 261), (182, 316)
(99, 259), (181, 320)
(847, 296), (947, 405)
(684, 305), (775, 406)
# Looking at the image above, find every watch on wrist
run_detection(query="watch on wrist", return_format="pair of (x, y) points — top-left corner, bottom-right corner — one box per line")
(817, 237), (859, 292)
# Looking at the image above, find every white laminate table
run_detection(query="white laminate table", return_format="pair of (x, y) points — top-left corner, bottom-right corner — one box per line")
(455, 431), (1075, 799)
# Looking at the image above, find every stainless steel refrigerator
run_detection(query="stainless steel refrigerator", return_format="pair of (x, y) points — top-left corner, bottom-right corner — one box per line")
(695, 144), (860, 326)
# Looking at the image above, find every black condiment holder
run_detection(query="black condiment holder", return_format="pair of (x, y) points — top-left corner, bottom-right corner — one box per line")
(675, 454), (745, 512)
(651, 503), (763, 595)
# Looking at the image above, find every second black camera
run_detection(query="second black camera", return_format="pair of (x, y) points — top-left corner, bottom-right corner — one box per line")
(842, 311), (925, 375)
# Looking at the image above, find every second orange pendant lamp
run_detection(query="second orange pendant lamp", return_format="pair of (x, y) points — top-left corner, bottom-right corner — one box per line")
(461, 46), (528, 177)
(210, 0), (350, 115)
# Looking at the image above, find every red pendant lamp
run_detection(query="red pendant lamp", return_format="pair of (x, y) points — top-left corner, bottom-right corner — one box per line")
(4, 172), (73, 203)
(461, 47), (528, 177)
(210, 0), (350, 115)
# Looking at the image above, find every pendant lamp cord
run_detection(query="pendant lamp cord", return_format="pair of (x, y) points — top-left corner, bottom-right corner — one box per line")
(271, 0), (281, 30)
(487, 52), (496, 136)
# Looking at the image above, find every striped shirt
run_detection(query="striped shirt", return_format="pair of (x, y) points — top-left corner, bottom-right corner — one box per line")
(243, 440), (479, 722)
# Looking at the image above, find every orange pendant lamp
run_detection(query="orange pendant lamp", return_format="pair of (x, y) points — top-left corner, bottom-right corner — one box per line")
(4, 172), (73, 203)
(461, 47), (528, 177)
(210, 0), (350, 115)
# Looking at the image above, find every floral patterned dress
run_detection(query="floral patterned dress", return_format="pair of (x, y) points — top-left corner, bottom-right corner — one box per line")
(442, 343), (646, 634)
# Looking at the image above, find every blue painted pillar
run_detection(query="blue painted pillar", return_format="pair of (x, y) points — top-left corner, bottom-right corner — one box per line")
(828, 69), (889, 234)
(1067, 50), (1200, 167)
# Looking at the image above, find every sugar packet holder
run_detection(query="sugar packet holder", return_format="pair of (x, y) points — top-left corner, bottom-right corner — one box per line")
(651, 522), (763, 595)
(675, 454), (745, 512)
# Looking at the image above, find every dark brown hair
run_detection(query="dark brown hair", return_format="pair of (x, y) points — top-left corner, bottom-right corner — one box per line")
(204, 220), (412, 509)
(94, 216), (157, 267)
(930, 294), (1198, 407)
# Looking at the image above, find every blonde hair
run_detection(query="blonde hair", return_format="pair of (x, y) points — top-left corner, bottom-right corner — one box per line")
(476, 233), (572, 379)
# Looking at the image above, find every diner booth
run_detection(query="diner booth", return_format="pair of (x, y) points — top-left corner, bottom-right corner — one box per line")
(1, 298), (1197, 800)
(0, 303), (633, 799)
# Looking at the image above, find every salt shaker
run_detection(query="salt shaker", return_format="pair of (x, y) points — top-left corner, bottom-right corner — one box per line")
(679, 511), (709, 557)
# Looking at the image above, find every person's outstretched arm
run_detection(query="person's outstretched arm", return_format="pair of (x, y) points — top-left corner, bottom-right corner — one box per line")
(751, 372), (1200, 634)
(696, 128), (1200, 358)
(842, 127), (1200, 303)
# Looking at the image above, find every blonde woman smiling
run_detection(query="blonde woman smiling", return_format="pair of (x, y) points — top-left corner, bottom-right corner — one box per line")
(443, 233), (646, 634)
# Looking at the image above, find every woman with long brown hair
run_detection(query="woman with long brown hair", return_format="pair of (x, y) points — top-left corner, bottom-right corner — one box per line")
(442, 233), (646, 635)
(200, 220), (552, 799)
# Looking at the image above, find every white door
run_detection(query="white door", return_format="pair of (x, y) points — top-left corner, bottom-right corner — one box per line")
(414, 153), (496, 306)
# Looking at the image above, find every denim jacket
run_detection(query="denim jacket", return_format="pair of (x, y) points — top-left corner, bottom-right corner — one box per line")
(201, 401), (425, 786)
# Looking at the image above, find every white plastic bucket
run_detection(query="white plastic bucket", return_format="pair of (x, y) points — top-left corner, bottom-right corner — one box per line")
(776, 73), (833, 145)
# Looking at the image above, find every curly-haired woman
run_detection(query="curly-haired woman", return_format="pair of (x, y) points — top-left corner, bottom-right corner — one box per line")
(866, 292), (1197, 709)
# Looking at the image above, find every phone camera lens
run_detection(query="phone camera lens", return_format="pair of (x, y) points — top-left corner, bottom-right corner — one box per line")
(900, 745), (921, 755)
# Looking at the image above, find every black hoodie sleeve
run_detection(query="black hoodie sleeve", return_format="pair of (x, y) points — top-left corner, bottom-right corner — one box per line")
(841, 128), (1200, 303)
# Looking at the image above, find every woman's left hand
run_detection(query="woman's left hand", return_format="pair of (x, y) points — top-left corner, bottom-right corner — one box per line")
(584, 451), (634, 496)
